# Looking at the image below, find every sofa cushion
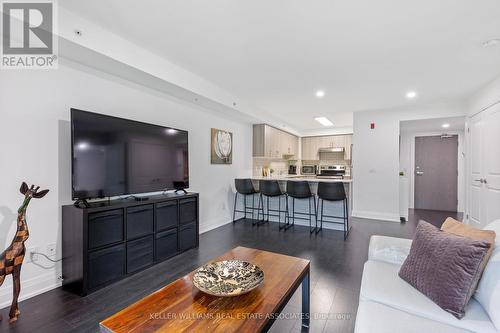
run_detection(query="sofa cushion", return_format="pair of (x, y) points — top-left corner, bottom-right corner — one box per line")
(399, 221), (490, 319)
(475, 220), (500, 331)
(442, 217), (496, 266)
(360, 260), (498, 333)
(355, 300), (473, 333)
(368, 235), (412, 265)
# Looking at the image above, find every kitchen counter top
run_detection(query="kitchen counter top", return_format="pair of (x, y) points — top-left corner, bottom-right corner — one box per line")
(251, 176), (352, 183)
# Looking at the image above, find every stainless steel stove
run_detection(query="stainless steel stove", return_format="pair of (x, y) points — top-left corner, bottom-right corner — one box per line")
(317, 165), (346, 179)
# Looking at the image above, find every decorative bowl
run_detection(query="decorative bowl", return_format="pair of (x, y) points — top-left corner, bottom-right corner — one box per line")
(193, 260), (264, 297)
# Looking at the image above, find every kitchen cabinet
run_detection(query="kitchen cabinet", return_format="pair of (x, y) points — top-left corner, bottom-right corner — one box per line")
(253, 124), (299, 158)
(301, 134), (353, 161)
(344, 135), (353, 160)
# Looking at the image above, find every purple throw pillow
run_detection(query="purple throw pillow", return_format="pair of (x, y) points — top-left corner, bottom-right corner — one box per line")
(399, 221), (490, 319)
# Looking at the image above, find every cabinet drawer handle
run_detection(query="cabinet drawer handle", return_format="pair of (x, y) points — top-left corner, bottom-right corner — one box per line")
(90, 212), (123, 220)
(128, 208), (152, 214)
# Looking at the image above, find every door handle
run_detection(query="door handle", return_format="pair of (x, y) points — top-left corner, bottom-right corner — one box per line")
(416, 171), (424, 176)
(474, 179), (483, 183)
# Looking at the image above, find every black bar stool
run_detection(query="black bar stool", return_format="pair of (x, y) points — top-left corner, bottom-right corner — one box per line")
(258, 180), (288, 227)
(317, 182), (350, 239)
(286, 181), (317, 233)
(232, 179), (260, 223)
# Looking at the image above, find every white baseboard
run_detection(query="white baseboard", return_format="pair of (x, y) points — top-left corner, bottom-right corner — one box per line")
(352, 210), (401, 223)
(0, 271), (62, 309)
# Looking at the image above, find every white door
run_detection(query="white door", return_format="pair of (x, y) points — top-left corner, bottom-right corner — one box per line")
(483, 104), (500, 226)
(468, 103), (500, 227)
(468, 113), (483, 226)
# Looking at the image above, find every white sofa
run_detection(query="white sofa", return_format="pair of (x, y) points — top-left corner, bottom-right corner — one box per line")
(355, 220), (500, 333)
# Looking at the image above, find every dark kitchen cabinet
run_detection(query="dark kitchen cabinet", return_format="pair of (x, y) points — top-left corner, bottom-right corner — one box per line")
(62, 192), (198, 295)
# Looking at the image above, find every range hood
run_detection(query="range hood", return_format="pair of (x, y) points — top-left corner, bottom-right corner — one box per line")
(318, 147), (345, 153)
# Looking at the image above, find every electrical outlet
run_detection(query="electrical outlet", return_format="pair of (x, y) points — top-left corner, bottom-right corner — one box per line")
(26, 247), (39, 263)
(46, 243), (56, 257)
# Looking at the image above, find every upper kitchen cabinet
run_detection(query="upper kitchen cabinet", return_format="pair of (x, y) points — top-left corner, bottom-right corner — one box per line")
(253, 124), (299, 159)
(301, 134), (353, 161)
(344, 134), (353, 160)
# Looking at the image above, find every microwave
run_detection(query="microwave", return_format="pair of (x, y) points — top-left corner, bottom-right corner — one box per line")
(301, 165), (317, 175)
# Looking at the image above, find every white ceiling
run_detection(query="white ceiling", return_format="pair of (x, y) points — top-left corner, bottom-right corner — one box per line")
(61, 0), (500, 132)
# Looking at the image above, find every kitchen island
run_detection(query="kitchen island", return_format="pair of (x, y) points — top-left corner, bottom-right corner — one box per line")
(234, 176), (352, 231)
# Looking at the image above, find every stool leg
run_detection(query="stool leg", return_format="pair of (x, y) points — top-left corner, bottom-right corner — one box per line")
(232, 192), (238, 223)
(284, 195), (290, 230)
(313, 196), (319, 234)
(278, 195), (282, 228)
(343, 199), (347, 240)
(292, 198), (295, 226)
(266, 196), (270, 222)
(244, 194), (247, 219)
(309, 197), (314, 234)
(320, 199), (324, 231)
(256, 194), (262, 224)
(252, 193), (255, 220)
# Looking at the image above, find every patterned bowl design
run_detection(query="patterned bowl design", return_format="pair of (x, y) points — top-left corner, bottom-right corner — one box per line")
(193, 260), (264, 297)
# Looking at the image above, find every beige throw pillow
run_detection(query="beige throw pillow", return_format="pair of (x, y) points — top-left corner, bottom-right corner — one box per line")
(441, 217), (496, 303)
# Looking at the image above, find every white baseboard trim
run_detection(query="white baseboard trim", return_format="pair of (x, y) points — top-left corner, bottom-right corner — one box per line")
(0, 271), (62, 309)
(352, 210), (401, 223)
(266, 219), (344, 231)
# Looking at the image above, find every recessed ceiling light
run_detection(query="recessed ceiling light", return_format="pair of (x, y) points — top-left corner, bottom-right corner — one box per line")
(442, 123), (450, 129)
(315, 90), (325, 98)
(314, 117), (333, 127)
(482, 38), (500, 48)
(406, 91), (417, 99)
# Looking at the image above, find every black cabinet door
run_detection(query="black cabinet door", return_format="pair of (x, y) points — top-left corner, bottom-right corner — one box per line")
(179, 198), (197, 225)
(126, 235), (154, 274)
(88, 210), (124, 249)
(155, 228), (178, 261)
(179, 222), (197, 251)
(88, 244), (125, 290)
(156, 201), (178, 231)
(126, 205), (154, 240)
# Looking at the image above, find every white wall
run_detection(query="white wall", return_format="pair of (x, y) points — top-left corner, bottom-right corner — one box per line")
(352, 103), (467, 222)
(0, 60), (252, 307)
(468, 76), (500, 115)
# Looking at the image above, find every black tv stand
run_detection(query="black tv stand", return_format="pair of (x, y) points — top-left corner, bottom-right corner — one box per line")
(74, 199), (90, 208)
(175, 189), (188, 194)
(62, 192), (199, 296)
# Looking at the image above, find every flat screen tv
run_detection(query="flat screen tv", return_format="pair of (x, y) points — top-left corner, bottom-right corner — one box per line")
(71, 109), (189, 200)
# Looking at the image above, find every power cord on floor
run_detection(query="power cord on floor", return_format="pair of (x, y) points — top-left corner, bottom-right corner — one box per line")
(30, 251), (62, 263)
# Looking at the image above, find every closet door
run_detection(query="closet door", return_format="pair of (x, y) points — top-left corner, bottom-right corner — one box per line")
(468, 113), (483, 226)
(468, 103), (500, 227)
(483, 104), (500, 225)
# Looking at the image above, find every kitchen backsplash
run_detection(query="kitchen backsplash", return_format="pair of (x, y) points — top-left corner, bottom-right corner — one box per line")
(253, 157), (351, 176)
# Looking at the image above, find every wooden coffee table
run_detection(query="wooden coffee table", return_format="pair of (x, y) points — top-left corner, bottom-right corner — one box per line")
(100, 246), (311, 332)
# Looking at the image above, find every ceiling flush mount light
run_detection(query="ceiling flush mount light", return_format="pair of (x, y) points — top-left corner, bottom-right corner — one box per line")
(442, 123), (450, 129)
(314, 117), (333, 127)
(482, 38), (500, 48)
(406, 91), (417, 99)
(315, 90), (325, 98)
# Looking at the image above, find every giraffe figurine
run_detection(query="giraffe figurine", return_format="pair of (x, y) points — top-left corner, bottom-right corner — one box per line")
(0, 182), (48, 323)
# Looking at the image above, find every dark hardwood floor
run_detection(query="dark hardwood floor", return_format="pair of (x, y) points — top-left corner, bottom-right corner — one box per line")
(0, 209), (461, 333)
